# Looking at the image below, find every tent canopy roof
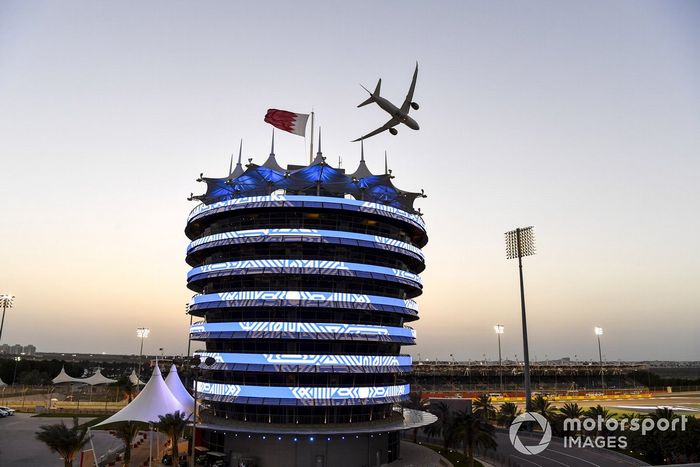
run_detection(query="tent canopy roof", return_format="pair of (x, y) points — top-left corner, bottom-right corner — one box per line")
(82, 368), (117, 386)
(129, 369), (146, 386)
(164, 364), (194, 412)
(193, 149), (425, 214)
(52, 366), (86, 385)
(94, 365), (190, 428)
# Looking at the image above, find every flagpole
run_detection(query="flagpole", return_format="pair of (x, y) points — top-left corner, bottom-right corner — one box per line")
(309, 111), (315, 165)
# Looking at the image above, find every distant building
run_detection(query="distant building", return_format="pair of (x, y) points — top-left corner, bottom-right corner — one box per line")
(10, 344), (22, 355)
(0, 344), (9, 354)
(23, 345), (36, 355)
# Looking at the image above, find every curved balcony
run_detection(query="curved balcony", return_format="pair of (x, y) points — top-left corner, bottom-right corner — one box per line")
(187, 259), (422, 291)
(195, 381), (410, 406)
(189, 322), (416, 344)
(188, 291), (419, 317)
(186, 228), (425, 265)
(187, 194), (426, 233)
(193, 351), (412, 373)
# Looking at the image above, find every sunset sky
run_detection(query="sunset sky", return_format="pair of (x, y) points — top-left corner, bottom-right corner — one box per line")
(1, 1), (698, 361)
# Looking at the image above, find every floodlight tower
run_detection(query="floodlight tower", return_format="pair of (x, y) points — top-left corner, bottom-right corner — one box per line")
(494, 324), (504, 391)
(505, 226), (535, 412)
(136, 327), (150, 378)
(594, 327), (605, 390)
(0, 294), (15, 344)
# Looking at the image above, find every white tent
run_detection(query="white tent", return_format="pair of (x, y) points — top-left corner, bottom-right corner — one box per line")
(94, 365), (190, 427)
(82, 368), (117, 386)
(0, 377), (7, 387)
(164, 364), (194, 412)
(128, 369), (146, 386)
(52, 366), (86, 385)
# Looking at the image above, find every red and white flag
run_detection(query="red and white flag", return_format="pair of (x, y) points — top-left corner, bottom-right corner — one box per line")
(264, 109), (309, 136)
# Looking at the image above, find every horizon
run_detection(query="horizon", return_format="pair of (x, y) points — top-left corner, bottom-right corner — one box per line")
(1, 1), (699, 361)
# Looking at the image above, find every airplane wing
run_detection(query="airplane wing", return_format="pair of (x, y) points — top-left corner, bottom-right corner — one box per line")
(352, 117), (400, 142)
(400, 63), (419, 114)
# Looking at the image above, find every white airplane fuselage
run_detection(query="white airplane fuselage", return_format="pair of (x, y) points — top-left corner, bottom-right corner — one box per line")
(374, 95), (420, 130)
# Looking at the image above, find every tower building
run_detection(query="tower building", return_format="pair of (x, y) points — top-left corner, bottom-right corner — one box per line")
(185, 138), (433, 466)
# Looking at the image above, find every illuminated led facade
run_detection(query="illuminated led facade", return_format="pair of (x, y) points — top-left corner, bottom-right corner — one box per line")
(185, 146), (431, 466)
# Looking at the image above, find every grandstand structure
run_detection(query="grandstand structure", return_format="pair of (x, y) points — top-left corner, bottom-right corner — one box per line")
(410, 360), (651, 393)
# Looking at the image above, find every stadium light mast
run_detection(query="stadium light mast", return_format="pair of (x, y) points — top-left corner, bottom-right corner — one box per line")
(505, 226), (535, 412)
(136, 327), (150, 378)
(0, 294), (15, 344)
(494, 324), (504, 391)
(594, 326), (605, 390)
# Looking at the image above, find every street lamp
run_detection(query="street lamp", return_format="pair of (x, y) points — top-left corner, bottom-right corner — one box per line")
(494, 324), (504, 392)
(185, 303), (193, 357)
(594, 326), (605, 390)
(190, 354), (216, 467)
(12, 356), (21, 386)
(0, 294), (16, 344)
(505, 226), (536, 412)
(136, 327), (150, 379)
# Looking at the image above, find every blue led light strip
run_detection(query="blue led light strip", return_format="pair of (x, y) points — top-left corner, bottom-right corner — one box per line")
(190, 291), (418, 313)
(186, 228), (424, 262)
(195, 351), (412, 368)
(190, 321), (416, 342)
(195, 381), (410, 404)
(187, 259), (422, 288)
(188, 194), (425, 231)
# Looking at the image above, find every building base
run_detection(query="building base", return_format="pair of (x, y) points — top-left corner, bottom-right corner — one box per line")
(201, 429), (401, 467)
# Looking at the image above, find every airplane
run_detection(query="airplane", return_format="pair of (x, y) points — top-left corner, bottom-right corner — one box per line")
(352, 63), (420, 142)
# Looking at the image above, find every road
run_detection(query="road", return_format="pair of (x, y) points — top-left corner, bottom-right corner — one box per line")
(489, 429), (648, 467)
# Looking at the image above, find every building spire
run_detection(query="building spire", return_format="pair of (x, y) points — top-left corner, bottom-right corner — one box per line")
(270, 128), (275, 156)
(384, 150), (388, 174)
(360, 140), (365, 162)
(229, 139), (245, 178)
(317, 126), (322, 157)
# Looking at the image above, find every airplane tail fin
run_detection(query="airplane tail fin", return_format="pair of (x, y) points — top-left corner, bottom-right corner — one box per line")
(357, 79), (381, 107)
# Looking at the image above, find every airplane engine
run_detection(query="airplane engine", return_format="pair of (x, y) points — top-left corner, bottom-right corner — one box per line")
(389, 128), (398, 135)
(411, 102), (419, 110)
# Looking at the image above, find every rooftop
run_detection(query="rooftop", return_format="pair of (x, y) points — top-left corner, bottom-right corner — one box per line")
(190, 138), (426, 214)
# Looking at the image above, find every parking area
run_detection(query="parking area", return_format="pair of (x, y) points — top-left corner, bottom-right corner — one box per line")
(0, 413), (98, 466)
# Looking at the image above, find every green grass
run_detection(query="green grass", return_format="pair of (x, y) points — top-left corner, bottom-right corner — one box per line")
(422, 443), (485, 467)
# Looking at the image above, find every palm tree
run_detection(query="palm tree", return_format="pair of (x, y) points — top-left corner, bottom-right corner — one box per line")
(122, 384), (136, 403)
(532, 395), (557, 420)
(559, 402), (584, 435)
(425, 401), (456, 450)
(155, 410), (189, 462)
(497, 402), (520, 427)
(453, 410), (498, 467)
(585, 405), (612, 436)
(472, 394), (496, 422)
(403, 391), (428, 442)
(559, 402), (584, 420)
(36, 418), (90, 467)
(113, 421), (142, 466)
